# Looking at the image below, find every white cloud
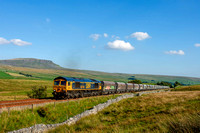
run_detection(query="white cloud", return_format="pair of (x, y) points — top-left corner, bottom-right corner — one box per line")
(0, 37), (10, 44)
(103, 33), (108, 38)
(0, 37), (32, 46)
(130, 32), (151, 40)
(92, 45), (96, 49)
(165, 50), (185, 55)
(194, 43), (200, 47)
(89, 34), (101, 41)
(46, 18), (50, 23)
(10, 39), (32, 46)
(107, 40), (135, 51)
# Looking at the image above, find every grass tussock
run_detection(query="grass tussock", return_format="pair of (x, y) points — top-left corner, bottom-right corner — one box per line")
(49, 91), (200, 133)
(165, 114), (200, 133)
(0, 95), (119, 132)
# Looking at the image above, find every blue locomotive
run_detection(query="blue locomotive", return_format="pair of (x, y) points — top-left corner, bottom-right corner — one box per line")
(53, 76), (169, 99)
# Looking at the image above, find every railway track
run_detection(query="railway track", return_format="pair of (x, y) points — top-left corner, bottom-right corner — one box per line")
(0, 99), (56, 108)
(0, 89), (169, 109)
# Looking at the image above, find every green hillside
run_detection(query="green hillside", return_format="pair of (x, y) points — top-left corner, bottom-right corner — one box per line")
(0, 71), (13, 79)
(0, 58), (200, 101)
(0, 58), (200, 85)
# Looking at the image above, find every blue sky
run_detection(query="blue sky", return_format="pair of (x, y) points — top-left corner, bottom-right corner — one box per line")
(0, 0), (200, 77)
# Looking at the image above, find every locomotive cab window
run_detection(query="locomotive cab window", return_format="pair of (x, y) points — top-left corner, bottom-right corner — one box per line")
(68, 82), (71, 86)
(94, 83), (99, 88)
(54, 81), (60, 85)
(61, 81), (66, 86)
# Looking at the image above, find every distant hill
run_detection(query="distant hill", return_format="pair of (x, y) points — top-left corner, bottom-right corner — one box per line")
(0, 58), (200, 85)
(0, 58), (62, 69)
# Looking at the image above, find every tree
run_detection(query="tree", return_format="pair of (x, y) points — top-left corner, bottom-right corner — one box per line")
(128, 76), (136, 81)
(157, 81), (172, 87)
(128, 79), (142, 84)
(174, 81), (182, 88)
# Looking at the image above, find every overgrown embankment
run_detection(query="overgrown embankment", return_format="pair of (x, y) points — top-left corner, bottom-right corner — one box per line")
(49, 90), (200, 133)
(173, 85), (200, 91)
(0, 95), (119, 132)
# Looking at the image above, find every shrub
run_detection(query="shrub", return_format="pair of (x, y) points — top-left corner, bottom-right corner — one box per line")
(157, 81), (173, 87)
(27, 86), (47, 98)
(37, 107), (50, 117)
(19, 72), (32, 77)
(174, 81), (182, 88)
(128, 79), (142, 84)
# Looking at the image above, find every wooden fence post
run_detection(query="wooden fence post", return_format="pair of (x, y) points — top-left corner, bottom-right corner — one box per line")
(8, 107), (10, 117)
(32, 104), (34, 113)
(67, 98), (69, 120)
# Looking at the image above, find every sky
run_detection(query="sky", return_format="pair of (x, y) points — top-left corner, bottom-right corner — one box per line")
(0, 0), (200, 77)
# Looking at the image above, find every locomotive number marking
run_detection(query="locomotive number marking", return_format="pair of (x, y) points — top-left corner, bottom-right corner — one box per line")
(86, 83), (91, 88)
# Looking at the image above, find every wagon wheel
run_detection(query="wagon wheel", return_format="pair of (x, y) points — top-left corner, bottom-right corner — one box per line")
(80, 92), (84, 98)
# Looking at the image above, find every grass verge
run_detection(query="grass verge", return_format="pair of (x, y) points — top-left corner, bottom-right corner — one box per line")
(173, 85), (200, 91)
(49, 91), (200, 133)
(0, 94), (120, 132)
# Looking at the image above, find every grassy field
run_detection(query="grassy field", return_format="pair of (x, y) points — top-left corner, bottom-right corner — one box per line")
(0, 71), (13, 79)
(1, 59), (200, 132)
(49, 90), (200, 133)
(0, 63), (200, 101)
(0, 95), (120, 132)
(173, 85), (200, 91)
(0, 79), (52, 101)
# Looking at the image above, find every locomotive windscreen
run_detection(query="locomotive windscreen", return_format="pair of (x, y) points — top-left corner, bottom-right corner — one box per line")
(54, 81), (59, 85)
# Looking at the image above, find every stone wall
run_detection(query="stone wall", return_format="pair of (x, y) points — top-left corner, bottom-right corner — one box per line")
(8, 90), (169, 133)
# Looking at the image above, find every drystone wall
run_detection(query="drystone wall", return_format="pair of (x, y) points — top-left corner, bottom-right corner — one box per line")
(8, 90), (169, 133)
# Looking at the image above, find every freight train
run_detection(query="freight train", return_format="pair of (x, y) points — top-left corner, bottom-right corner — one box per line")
(52, 76), (169, 99)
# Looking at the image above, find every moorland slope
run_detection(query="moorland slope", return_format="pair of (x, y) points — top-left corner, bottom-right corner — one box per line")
(0, 58), (200, 85)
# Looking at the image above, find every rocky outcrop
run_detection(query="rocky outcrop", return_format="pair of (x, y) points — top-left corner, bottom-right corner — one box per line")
(0, 58), (62, 69)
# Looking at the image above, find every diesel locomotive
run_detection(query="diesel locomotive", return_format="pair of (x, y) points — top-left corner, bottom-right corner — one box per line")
(52, 76), (169, 99)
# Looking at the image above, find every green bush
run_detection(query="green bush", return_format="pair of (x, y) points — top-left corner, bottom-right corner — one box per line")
(128, 79), (142, 84)
(27, 86), (47, 98)
(37, 107), (50, 117)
